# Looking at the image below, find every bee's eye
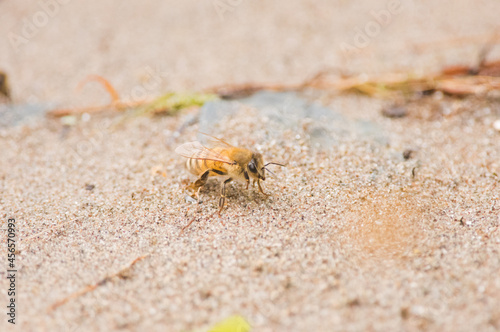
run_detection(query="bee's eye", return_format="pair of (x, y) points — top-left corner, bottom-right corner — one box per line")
(248, 162), (257, 173)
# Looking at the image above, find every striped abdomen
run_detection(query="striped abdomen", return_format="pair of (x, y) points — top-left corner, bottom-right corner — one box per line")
(186, 147), (229, 176)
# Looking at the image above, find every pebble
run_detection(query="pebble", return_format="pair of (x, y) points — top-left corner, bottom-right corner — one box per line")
(493, 119), (500, 132)
(382, 105), (407, 118)
(0, 103), (50, 127)
(184, 195), (198, 203)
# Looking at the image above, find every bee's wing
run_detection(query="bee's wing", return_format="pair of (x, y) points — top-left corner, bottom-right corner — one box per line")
(175, 141), (235, 165)
(199, 132), (235, 148)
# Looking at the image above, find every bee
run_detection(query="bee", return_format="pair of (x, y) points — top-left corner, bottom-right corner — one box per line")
(175, 134), (284, 214)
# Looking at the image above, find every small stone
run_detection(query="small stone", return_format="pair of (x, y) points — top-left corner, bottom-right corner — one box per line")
(410, 305), (427, 317)
(184, 195), (198, 203)
(401, 307), (410, 319)
(403, 149), (415, 160)
(85, 184), (95, 191)
(493, 119), (500, 132)
(382, 105), (407, 118)
(60, 115), (77, 126)
(347, 298), (361, 307)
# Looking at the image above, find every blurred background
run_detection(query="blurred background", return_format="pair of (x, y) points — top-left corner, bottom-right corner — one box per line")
(1, 0), (499, 105)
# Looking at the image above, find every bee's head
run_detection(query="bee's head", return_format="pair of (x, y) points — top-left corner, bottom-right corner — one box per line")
(247, 153), (266, 180)
(247, 153), (286, 182)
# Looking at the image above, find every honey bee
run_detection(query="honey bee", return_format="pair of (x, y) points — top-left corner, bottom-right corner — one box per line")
(175, 134), (284, 214)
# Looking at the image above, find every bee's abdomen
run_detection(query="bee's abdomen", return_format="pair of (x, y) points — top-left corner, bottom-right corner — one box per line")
(185, 146), (230, 176)
(186, 158), (202, 175)
(186, 157), (228, 176)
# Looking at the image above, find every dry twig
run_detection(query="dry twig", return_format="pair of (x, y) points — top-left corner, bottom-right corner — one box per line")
(47, 40), (500, 117)
(48, 254), (150, 312)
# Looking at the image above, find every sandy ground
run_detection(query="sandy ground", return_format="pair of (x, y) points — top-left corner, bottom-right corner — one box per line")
(1, 1), (500, 331)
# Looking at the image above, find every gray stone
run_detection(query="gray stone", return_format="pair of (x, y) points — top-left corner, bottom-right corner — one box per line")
(0, 103), (50, 128)
(198, 91), (388, 148)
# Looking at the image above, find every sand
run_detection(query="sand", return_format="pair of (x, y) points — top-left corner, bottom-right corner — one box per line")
(1, 1), (500, 331)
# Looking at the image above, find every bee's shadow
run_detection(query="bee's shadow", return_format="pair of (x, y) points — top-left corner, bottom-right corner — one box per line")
(198, 179), (269, 205)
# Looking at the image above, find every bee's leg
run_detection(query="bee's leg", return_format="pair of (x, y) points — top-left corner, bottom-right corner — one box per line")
(219, 178), (233, 215)
(189, 170), (210, 200)
(257, 179), (268, 196)
(244, 171), (250, 190)
(194, 186), (202, 202)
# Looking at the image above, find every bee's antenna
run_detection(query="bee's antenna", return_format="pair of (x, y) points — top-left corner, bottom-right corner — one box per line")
(264, 162), (286, 167)
(264, 167), (277, 178)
